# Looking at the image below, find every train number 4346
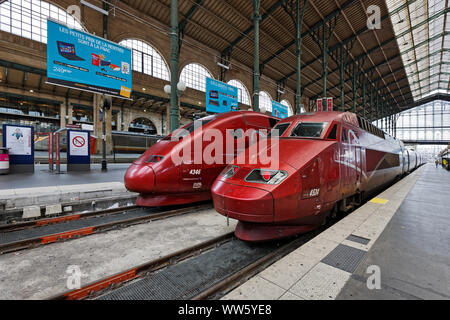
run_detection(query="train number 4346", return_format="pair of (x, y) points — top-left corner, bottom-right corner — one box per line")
(189, 169), (201, 175)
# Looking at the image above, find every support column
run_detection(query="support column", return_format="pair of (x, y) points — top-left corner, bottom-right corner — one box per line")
(105, 106), (113, 155)
(295, 0), (308, 114)
(170, 0), (180, 131)
(252, 0), (261, 112)
(340, 46), (345, 112)
(362, 78), (366, 119)
(60, 102), (67, 129)
(376, 93), (379, 127)
(322, 25), (327, 99)
(352, 64), (357, 113)
(369, 86), (374, 122)
(68, 103), (73, 125)
(93, 95), (102, 154)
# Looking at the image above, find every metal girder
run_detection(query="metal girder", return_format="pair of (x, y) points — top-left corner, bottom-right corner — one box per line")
(403, 49), (450, 69)
(178, 0), (204, 51)
(262, 0), (357, 68)
(410, 83), (449, 94)
(281, 0), (309, 114)
(0, 91), (62, 105)
(222, 0), (289, 56)
(282, 6), (450, 109)
(0, 59), (46, 75)
(179, 0), (204, 33)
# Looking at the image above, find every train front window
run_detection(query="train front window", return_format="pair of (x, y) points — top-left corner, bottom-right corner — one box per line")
(290, 122), (327, 138)
(163, 116), (216, 140)
(268, 123), (291, 137)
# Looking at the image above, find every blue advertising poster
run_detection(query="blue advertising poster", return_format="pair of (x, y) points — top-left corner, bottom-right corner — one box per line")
(206, 78), (238, 113)
(272, 101), (289, 119)
(2, 124), (34, 165)
(47, 20), (132, 99)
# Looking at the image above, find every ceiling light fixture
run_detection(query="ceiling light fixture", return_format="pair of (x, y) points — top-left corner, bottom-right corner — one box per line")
(217, 62), (230, 70)
(80, 0), (109, 15)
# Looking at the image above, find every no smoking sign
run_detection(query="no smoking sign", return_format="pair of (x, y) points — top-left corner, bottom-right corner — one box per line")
(69, 131), (89, 157)
(72, 136), (86, 148)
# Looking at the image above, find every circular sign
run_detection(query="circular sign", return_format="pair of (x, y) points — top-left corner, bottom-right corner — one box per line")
(72, 136), (86, 148)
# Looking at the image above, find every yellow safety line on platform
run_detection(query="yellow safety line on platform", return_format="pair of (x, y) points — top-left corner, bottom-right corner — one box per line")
(370, 197), (389, 204)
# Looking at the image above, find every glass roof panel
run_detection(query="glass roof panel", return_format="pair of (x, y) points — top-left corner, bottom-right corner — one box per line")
(386, 0), (449, 101)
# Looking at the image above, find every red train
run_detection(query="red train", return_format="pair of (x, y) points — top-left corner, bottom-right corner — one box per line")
(211, 111), (424, 241)
(124, 111), (279, 206)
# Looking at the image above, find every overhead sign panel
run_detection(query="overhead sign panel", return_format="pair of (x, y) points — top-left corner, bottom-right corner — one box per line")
(46, 20), (132, 99)
(272, 101), (288, 119)
(205, 78), (238, 114)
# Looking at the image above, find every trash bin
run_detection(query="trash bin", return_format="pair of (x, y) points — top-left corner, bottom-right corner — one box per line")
(0, 148), (9, 175)
(90, 135), (97, 155)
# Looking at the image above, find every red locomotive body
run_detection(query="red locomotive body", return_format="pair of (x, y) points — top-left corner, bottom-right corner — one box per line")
(124, 111), (279, 207)
(211, 111), (424, 241)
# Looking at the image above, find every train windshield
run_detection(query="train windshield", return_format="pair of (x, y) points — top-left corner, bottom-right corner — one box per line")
(268, 123), (291, 138)
(164, 115), (217, 140)
(289, 122), (327, 138)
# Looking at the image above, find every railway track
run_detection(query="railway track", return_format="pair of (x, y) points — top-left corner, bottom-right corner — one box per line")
(0, 202), (212, 255)
(49, 224), (327, 301)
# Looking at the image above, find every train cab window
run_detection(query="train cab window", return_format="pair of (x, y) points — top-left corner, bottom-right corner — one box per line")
(268, 123), (291, 137)
(269, 118), (280, 128)
(290, 122), (327, 138)
(327, 124), (338, 140)
(341, 128), (348, 141)
(164, 116), (216, 140)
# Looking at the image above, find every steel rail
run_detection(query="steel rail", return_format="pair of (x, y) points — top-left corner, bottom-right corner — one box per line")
(0, 203), (212, 255)
(49, 232), (234, 300)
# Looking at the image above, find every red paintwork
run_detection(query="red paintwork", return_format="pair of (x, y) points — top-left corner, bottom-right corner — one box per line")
(211, 111), (424, 241)
(124, 111), (279, 206)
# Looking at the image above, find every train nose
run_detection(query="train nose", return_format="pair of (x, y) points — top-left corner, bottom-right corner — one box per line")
(124, 164), (155, 193)
(211, 180), (274, 223)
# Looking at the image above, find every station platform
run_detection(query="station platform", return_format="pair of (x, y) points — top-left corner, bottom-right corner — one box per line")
(0, 164), (135, 221)
(223, 164), (449, 300)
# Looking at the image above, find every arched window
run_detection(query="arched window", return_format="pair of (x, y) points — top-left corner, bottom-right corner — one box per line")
(227, 79), (251, 106)
(180, 63), (213, 92)
(259, 91), (272, 112)
(280, 99), (294, 116)
(119, 39), (170, 81)
(0, 0), (84, 43)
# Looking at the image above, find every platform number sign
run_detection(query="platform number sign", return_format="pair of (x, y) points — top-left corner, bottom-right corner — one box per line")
(317, 98), (333, 112)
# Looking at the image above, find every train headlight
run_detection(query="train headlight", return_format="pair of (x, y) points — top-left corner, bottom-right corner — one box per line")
(221, 165), (240, 179)
(146, 155), (164, 163)
(245, 169), (288, 185)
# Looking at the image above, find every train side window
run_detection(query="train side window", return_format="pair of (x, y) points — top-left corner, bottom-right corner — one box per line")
(341, 128), (348, 141)
(327, 124), (338, 140)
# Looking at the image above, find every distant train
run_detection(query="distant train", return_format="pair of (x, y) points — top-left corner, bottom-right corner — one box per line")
(124, 111), (279, 206)
(211, 111), (425, 241)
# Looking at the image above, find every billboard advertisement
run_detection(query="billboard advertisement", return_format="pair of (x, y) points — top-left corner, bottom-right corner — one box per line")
(46, 20), (132, 99)
(2, 124), (34, 165)
(205, 78), (238, 114)
(272, 101), (289, 119)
